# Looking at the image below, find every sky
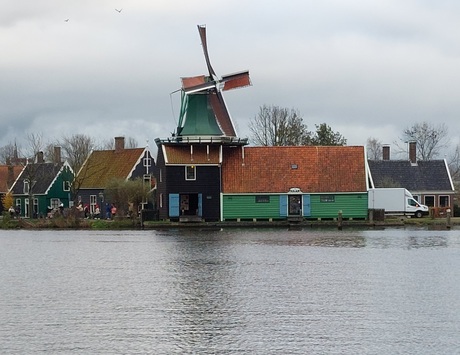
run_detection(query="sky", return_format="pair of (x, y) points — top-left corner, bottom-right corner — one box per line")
(2, 0), (460, 159)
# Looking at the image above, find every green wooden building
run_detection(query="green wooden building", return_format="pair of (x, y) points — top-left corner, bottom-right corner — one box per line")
(10, 153), (74, 218)
(221, 145), (369, 221)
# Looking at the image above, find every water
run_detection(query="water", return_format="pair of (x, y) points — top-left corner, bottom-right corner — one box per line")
(1, 227), (460, 354)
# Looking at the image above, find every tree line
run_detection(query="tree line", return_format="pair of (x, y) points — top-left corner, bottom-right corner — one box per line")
(2, 106), (459, 186)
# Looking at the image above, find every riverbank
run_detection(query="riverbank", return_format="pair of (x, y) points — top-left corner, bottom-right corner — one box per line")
(2, 215), (460, 230)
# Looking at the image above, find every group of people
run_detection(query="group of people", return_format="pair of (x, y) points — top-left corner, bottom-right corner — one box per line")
(76, 202), (117, 220)
(8, 205), (20, 219)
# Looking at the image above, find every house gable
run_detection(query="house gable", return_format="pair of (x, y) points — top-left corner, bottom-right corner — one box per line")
(11, 162), (66, 196)
(78, 148), (147, 189)
(368, 159), (454, 192)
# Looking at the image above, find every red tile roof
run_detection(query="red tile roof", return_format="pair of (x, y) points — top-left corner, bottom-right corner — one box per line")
(0, 165), (23, 193)
(221, 146), (367, 193)
(78, 148), (145, 188)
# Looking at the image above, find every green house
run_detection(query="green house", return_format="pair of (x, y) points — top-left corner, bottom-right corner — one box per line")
(11, 156), (74, 218)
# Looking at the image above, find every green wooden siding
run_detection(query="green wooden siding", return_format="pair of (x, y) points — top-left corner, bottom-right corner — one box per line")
(223, 195), (281, 220)
(310, 193), (368, 219)
(223, 193), (368, 220)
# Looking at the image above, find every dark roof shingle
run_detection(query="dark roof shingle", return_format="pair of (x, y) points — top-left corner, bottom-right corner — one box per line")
(368, 160), (454, 191)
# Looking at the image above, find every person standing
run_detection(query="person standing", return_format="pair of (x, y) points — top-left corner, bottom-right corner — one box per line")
(111, 204), (117, 219)
(105, 203), (111, 219)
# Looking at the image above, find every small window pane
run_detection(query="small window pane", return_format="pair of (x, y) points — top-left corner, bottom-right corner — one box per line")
(185, 166), (196, 180)
(320, 195), (335, 203)
(256, 195), (270, 203)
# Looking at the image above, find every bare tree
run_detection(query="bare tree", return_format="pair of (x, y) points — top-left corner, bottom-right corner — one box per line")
(399, 122), (449, 160)
(249, 105), (311, 146)
(0, 142), (18, 164)
(60, 134), (95, 173)
(366, 137), (383, 160)
(25, 133), (45, 159)
(448, 144), (460, 186)
(16, 133), (50, 217)
(57, 134), (96, 204)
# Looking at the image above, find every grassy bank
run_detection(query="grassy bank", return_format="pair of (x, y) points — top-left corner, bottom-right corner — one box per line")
(2, 213), (460, 230)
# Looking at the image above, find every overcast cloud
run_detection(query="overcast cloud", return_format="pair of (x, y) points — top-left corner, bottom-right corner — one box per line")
(2, 0), (460, 157)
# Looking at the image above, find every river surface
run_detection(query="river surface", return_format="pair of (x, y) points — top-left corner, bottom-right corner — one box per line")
(1, 227), (460, 354)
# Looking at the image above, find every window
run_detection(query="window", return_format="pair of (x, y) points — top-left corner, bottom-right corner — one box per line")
(24, 180), (30, 194)
(185, 165), (196, 181)
(143, 157), (152, 167)
(143, 174), (151, 186)
(25, 199), (29, 218)
(424, 195), (435, 207)
(90, 195), (97, 214)
(33, 198), (38, 217)
(256, 195), (270, 203)
(51, 198), (60, 209)
(16, 199), (21, 214)
(320, 195), (335, 203)
(439, 195), (450, 207)
(63, 181), (71, 191)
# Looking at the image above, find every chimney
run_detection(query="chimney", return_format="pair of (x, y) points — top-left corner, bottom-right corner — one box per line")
(35, 151), (44, 163)
(409, 141), (417, 164)
(382, 145), (390, 160)
(115, 136), (125, 153)
(54, 146), (61, 164)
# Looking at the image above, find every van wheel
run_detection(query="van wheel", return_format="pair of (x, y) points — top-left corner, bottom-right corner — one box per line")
(415, 211), (423, 218)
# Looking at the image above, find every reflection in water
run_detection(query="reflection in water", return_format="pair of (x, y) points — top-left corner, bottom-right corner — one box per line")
(1, 228), (460, 354)
(168, 236), (240, 353)
(407, 235), (448, 249)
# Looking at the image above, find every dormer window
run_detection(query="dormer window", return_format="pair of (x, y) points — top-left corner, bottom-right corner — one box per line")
(185, 165), (196, 181)
(23, 180), (30, 194)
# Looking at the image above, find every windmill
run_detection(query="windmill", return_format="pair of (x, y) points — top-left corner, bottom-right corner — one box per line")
(176, 25), (251, 139)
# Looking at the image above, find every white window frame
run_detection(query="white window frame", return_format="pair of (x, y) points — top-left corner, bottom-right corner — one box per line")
(33, 198), (38, 217)
(63, 181), (71, 191)
(90, 195), (97, 214)
(23, 180), (30, 194)
(439, 195), (450, 208)
(51, 198), (60, 209)
(185, 165), (196, 181)
(16, 199), (21, 215)
(424, 195), (435, 207)
(25, 199), (30, 218)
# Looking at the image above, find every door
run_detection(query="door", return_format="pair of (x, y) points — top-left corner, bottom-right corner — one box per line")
(169, 194), (180, 217)
(178, 193), (200, 216)
(288, 195), (302, 216)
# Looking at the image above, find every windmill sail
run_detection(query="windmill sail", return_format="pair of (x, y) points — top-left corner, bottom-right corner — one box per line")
(176, 25), (251, 140)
